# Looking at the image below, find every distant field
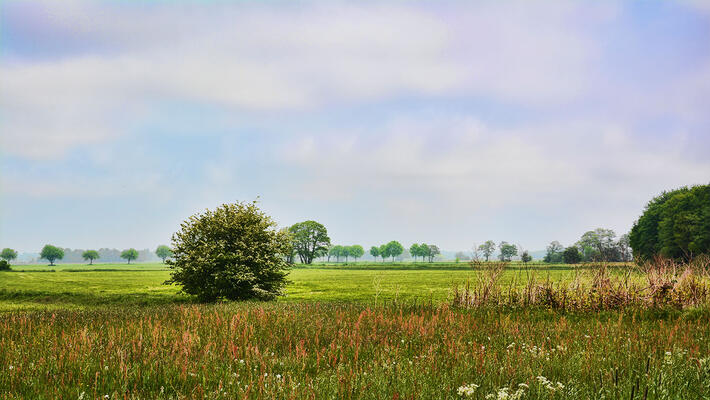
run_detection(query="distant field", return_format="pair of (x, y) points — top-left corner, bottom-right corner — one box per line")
(0, 262), (634, 311)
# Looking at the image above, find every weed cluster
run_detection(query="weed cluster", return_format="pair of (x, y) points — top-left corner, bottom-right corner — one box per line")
(453, 258), (710, 311)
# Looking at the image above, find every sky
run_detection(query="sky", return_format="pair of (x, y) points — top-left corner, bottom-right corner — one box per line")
(1, 0), (710, 254)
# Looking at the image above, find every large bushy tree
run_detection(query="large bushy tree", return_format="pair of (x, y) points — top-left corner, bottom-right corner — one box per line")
(166, 201), (292, 302)
(289, 221), (331, 264)
(630, 185), (710, 261)
(40, 244), (64, 266)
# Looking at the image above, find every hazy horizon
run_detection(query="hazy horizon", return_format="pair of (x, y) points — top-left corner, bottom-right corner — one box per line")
(2, 1), (710, 254)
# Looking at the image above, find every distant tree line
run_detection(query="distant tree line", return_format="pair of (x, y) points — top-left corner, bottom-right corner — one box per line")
(543, 228), (632, 264)
(327, 245), (364, 262)
(409, 243), (440, 262)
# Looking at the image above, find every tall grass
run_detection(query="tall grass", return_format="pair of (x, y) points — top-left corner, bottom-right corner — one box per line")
(2, 303), (710, 399)
(453, 257), (710, 311)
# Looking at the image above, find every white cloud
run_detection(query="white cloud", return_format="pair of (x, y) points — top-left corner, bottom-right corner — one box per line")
(1, 1), (621, 159)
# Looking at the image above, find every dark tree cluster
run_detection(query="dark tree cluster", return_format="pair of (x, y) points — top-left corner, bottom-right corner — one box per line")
(544, 228), (632, 264)
(630, 184), (710, 261)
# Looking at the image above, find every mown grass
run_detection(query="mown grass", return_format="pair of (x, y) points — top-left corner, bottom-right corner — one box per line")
(2, 303), (709, 399)
(0, 263), (592, 311)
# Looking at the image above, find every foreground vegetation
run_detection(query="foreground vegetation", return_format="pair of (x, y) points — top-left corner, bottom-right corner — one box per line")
(2, 303), (710, 399)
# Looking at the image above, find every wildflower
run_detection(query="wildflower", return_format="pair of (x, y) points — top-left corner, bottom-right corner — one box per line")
(8, 365), (13, 370)
(518, 383), (529, 389)
(104, 395), (110, 399)
(160, 386), (164, 394)
(457, 383), (479, 397)
(78, 392), (85, 400)
(104, 366), (108, 371)
(276, 374), (282, 379)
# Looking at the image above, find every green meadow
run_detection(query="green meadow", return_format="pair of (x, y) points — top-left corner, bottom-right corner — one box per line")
(1, 262), (604, 311)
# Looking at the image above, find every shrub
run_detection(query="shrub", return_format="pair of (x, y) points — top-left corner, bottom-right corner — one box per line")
(0, 260), (10, 271)
(166, 201), (292, 302)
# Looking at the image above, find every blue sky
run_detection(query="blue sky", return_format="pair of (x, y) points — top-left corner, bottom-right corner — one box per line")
(1, 0), (709, 254)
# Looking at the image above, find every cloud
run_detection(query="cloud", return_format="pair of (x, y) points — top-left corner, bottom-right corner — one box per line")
(2, 0), (710, 251)
(0, 1), (622, 159)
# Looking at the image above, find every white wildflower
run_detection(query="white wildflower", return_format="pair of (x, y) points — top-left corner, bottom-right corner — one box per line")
(457, 383), (479, 397)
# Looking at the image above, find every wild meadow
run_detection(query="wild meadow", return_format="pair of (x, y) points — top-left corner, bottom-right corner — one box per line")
(2, 302), (710, 399)
(2, 260), (710, 399)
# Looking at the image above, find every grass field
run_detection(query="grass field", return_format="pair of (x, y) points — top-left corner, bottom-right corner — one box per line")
(0, 262), (589, 311)
(2, 262), (709, 399)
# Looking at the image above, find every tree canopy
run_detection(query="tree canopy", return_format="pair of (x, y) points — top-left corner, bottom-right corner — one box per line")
(498, 241), (517, 262)
(0, 248), (17, 263)
(121, 248), (139, 264)
(166, 201), (292, 302)
(385, 241), (404, 262)
(543, 241), (564, 263)
(563, 246), (581, 264)
(348, 245), (364, 261)
(630, 185), (710, 261)
(82, 250), (100, 265)
(40, 244), (64, 266)
(289, 221), (331, 264)
(155, 245), (173, 263)
(478, 241), (496, 262)
(369, 246), (380, 260)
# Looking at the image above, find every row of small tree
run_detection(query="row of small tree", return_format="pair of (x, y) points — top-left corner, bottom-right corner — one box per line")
(328, 245), (364, 262)
(410, 243), (441, 262)
(543, 228), (632, 264)
(473, 240), (531, 263)
(369, 241), (404, 262)
(0, 245), (174, 266)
